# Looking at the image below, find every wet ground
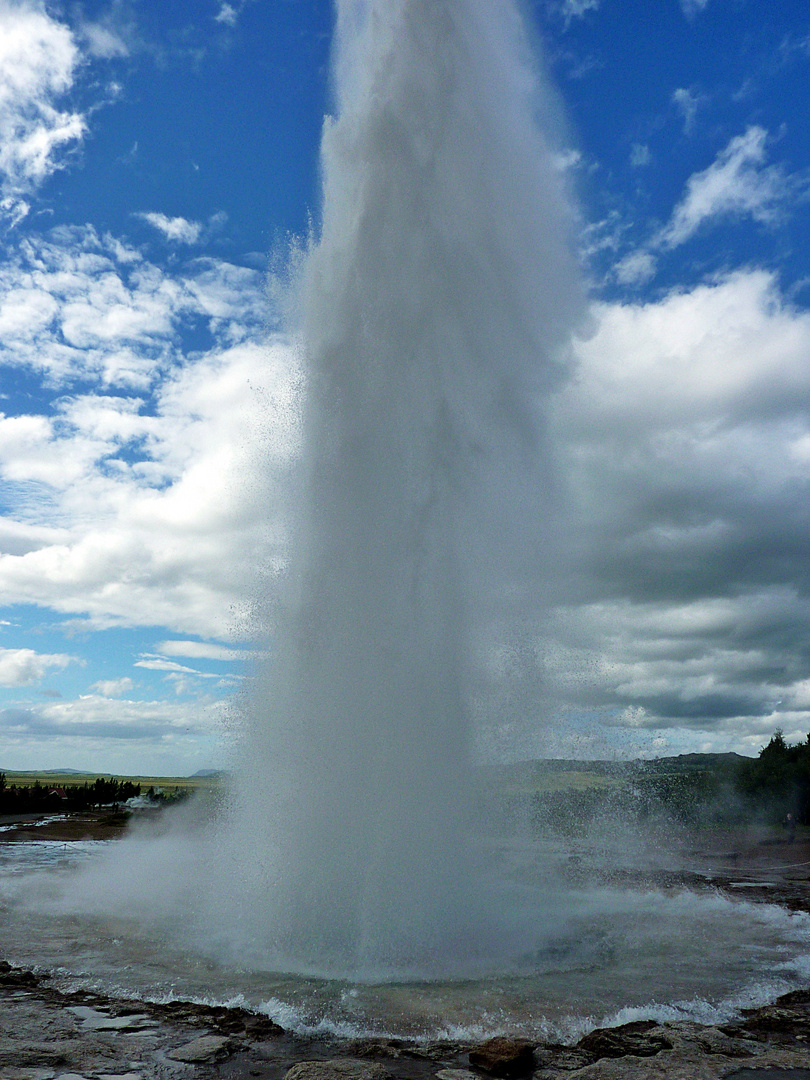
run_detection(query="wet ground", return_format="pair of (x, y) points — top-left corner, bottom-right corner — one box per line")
(2, 812), (810, 1079)
(0, 809), (148, 843)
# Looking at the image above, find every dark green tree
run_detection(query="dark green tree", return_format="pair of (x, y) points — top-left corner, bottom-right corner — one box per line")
(737, 729), (810, 824)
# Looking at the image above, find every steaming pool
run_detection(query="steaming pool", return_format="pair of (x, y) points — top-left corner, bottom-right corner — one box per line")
(2, 837), (810, 1043)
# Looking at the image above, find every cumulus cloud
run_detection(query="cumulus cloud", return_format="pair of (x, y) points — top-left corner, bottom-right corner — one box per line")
(0, 646), (74, 687)
(533, 269), (810, 751)
(0, 517), (68, 557)
(3, 180), (809, 769)
(0, 3), (88, 222)
(0, 226), (299, 640)
(0, 226), (266, 387)
(0, 693), (229, 773)
(0, 340), (297, 637)
(138, 212), (203, 244)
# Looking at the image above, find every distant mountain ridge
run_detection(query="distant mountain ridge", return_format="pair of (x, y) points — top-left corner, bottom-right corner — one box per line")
(2, 755), (746, 781)
(0, 767), (225, 781)
(0, 768), (87, 776)
(491, 751), (747, 776)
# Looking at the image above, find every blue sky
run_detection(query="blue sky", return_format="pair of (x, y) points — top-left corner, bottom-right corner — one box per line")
(0, 0), (809, 774)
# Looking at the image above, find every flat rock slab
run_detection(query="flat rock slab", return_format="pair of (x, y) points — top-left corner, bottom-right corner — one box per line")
(0, 1040), (85, 1069)
(0, 1070), (57, 1080)
(534, 1048), (810, 1079)
(167, 1035), (233, 1063)
(436, 1070), (479, 1080)
(68, 1007), (156, 1032)
(285, 1060), (392, 1080)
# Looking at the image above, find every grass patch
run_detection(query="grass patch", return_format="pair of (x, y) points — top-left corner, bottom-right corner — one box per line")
(1, 771), (223, 792)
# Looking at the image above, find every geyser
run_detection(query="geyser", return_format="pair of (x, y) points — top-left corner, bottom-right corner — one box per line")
(6, 2), (810, 1038)
(211, 0), (583, 978)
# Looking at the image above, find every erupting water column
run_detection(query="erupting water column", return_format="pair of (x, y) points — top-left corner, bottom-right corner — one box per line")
(221, 0), (583, 979)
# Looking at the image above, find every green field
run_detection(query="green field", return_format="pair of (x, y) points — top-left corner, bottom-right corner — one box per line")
(1, 770), (224, 793)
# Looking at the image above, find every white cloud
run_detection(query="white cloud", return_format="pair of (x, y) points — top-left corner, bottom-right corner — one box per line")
(564, 270), (810, 436)
(551, 149), (582, 173)
(531, 270), (810, 749)
(560, 0), (600, 24)
(603, 127), (802, 284)
(613, 249), (656, 286)
(215, 3), (238, 26)
(681, 0), (710, 17)
(138, 213), (203, 245)
(671, 86), (703, 134)
(156, 640), (252, 661)
(0, 646), (74, 686)
(0, 3), (87, 220)
(0, 515), (68, 556)
(629, 144), (650, 168)
(0, 693), (229, 774)
(90, 676), (134, 697)
(660, 127), (794, 248)
(135, 657), (206, 675)
(7, 207), (809, 766)
(0, 225), (299, 641)
(79, 23), (129, 59)
(620, 706), (649, 728)
(0, 338), (298, 637)
(0, 227), (266, 388)
(1, 194), (29, 227)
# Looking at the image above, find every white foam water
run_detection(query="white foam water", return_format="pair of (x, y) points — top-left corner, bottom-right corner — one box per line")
(2, 839), (810, 1042)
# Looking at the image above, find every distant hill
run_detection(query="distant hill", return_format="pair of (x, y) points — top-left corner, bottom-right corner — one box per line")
(489, 751), (746, 776)
(479, 752), (750, 796)
(475, 752), (763, 830)
(639, 752), (747, 772)
(0, 768), (87, 776)
(0, 769), (223, 790)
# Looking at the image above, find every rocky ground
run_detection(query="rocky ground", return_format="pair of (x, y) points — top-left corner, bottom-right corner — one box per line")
(3, 960), (810, 1080)
(2, 812), (810, 1080)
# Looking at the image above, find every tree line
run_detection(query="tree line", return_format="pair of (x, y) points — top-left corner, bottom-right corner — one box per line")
(736, 729), (810, 824)
(0, 775), (142, 815)
(525, 731), (810, 834)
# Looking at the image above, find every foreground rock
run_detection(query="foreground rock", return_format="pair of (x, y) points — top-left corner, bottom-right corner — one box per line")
(468, 1038), (536, 1077)
(285, 1061), (392, 1080)
(572, 1019), (674, 1061)
(167, 1035), (234, 1063)
(1, 962), (810, 1080)
(533, 1007), (810, 1078)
